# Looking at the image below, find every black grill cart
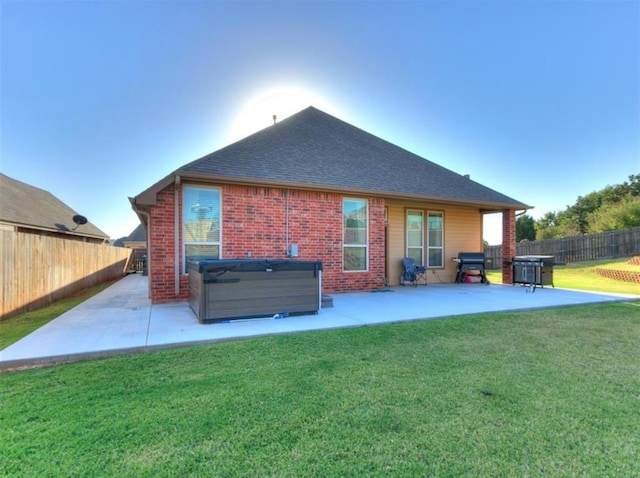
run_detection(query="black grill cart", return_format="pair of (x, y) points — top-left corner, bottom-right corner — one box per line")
(454, 252), (489, 284)
(512, 255), (555, 292)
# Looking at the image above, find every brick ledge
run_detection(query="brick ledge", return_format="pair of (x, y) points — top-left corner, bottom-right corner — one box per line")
(594, 267), (640, 283)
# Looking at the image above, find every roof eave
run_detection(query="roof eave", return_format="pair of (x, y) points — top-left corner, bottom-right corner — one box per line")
(0, 220), (109, 240)
(131, 174), (177, 207)
(153, 172), (532, 211)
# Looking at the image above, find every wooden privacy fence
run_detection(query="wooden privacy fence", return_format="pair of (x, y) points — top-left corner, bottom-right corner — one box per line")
(485, 227), (640, 269)
(1, 231), (132, 319)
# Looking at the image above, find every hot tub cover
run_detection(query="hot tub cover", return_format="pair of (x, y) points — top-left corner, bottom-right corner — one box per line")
(189, 259), (322, 274)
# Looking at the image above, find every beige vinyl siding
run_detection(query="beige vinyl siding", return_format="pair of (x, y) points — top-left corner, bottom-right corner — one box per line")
(386, 203), (406, 285)
(385, 201), (484, 285)
(444, 205), (483, 270)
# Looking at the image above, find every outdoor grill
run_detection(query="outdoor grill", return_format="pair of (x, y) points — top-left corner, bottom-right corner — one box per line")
(454, 252), (489, 284)
(511, 255), (555, 292)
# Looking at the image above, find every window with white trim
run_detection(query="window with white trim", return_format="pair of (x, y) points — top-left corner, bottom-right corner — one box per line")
(183, 185), (221, 272)
(406, 210), (424, 266)
(427, 211), (444, 267)
(406, 210), (444, 267)
(343, 198), (368, 271)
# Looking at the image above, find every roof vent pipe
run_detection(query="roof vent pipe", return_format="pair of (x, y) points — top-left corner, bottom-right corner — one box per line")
(272, 114), (277, 125)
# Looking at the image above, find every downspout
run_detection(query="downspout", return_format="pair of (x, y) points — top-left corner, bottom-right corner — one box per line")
(285, 189), (290, 256)
(175, 175), (181, 297)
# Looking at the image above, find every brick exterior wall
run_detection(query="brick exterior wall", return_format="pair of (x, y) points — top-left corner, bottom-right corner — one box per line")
(148, 183), (386, 303)
(148, 185), (182, 302)
(594, 267), (640, 283)
(595, 256), (640, 283)
(501, 209), (516, 284)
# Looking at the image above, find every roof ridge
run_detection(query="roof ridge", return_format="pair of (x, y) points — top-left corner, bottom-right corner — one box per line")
(0, 173), (109, 239)
(137, 107), (529, 211)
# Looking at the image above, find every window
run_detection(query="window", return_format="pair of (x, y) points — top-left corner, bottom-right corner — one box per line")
(427, 212), (443, 267)
(183, 185), (221, 272)
(406, 210), (444, 267)
(343, 198), (368, 271)
(406, 210), (424, 266)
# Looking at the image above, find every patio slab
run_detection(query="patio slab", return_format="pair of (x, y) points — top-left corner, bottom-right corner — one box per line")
(1, 273), (637, 370)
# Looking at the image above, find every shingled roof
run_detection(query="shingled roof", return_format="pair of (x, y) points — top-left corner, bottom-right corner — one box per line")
(134, 106), (529, 211)
(0, 173), (108, 240)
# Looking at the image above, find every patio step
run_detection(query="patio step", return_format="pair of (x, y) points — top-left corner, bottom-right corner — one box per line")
(322, 294), (334, 308)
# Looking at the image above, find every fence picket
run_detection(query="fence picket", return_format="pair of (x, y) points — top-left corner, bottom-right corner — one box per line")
(1, 231), (132, 318)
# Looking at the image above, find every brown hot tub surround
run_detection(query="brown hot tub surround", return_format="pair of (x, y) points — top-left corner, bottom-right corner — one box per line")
(188, 259), (322, 323)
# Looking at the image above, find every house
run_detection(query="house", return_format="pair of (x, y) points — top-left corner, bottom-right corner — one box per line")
(114, 223), (147, 250)
(0, 173), (108, 243)
(131, 107), (530, 303)
(113, 223), (148, 273)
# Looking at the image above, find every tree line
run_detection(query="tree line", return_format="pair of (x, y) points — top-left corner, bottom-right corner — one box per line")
(516, 173), (640, 241)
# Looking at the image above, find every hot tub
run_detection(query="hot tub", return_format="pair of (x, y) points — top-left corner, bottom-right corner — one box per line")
(188, 259), (322, 323)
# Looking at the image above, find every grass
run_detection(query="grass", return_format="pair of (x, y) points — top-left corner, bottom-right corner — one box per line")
(486, 257), (640, 295)
(1, 301), (639, 476)
(0, 281), (116, 350)
(596, 260), (640, 271)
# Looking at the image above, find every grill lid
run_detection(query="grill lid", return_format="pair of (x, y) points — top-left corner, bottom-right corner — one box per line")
(512, 255), (555, 265)
(457, 252), (486, 263)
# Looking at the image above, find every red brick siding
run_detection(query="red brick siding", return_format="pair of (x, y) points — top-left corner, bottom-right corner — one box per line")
(148, 184), (184, 302)
(594, 267), (640, 283)
(501, 209), (516, 284)
(147, 183), (386, 303)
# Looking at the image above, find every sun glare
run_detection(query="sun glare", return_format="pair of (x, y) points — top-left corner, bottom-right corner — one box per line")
(226, 86), (339, 142)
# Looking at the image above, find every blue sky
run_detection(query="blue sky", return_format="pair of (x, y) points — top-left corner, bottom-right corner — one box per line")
(2, 1), (638, 244)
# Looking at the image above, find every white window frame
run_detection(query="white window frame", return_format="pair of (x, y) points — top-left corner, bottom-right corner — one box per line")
(183, 185), (222, 273)
(406, 209), (424, 266)
(427, 211), (444, 268)
(342, 197), (369, 272)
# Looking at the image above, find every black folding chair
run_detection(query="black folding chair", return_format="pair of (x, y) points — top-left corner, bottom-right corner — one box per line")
(400, 257), (427, 286)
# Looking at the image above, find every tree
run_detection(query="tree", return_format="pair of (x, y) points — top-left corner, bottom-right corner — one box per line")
(535, 210), (580, 240)
(587, 196), (640, 232)
(535, 172), (639, 238)
(566, 191), (603, 234)
(516, 214), (536, 242)
(620, 173), (640, 197)
(535, 211), (561, 240)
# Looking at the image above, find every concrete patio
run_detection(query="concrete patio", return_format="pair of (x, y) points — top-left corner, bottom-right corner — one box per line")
(1, 273), (637, 370)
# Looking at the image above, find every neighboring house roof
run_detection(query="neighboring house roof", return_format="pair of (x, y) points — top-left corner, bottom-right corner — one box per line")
(0, 173), (108, 239)
(126, 223), (146, 242)
(133, 106), (531, 212)
(113, 223), (147, 247)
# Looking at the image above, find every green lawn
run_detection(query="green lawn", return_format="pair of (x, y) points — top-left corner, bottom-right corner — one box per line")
(2, 302), (639, 476)
(596, 260), (640, 271)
